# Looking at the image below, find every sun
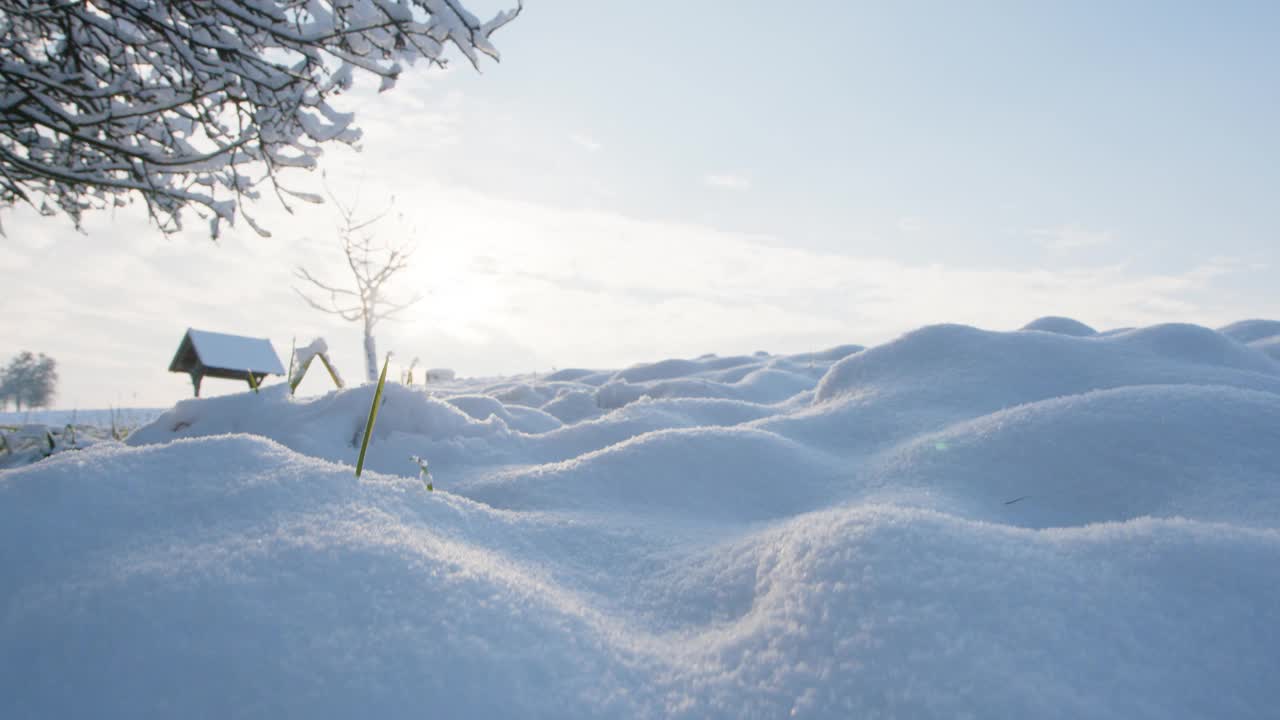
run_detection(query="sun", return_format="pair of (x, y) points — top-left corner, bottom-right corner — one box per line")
(405, 252), (510, 341)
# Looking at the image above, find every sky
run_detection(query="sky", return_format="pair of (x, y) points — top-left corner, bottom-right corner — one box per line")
(3, 0), (1278, 409)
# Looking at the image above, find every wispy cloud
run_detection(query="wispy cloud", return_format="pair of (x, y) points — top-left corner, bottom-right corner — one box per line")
(703, 173), (751, 190)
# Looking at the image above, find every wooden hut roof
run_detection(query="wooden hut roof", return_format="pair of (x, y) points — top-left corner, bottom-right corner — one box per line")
(169, 329), (285, 375)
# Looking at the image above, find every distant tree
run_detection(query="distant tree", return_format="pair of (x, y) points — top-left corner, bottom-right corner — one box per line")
(0, 360), (12, 411)
(293, 185), (420, 382)
(0, 1), (519, 237)
(0, 351), (58, 411)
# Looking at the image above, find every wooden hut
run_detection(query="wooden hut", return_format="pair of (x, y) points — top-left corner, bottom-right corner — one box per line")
(169, 329), (286, 397)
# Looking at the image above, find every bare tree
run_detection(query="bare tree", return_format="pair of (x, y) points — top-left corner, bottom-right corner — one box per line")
(294, 186), (419, 382)
(0, 1), (519, 237)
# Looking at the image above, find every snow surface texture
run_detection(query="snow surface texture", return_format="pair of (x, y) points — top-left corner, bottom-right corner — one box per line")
(1220, 318), (1280, 362)
(5, 319), (1280, 718)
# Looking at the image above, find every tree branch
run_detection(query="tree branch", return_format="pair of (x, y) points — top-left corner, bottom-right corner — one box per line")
(0, 0), (518, 236)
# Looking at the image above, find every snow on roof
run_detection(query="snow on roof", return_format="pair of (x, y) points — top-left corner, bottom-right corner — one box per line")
(185, 329), (285, 374)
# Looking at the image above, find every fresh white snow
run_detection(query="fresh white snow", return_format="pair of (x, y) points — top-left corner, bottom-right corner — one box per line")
(185, 328), (287, 375)
(1220, 319), (1280, 362)
(3, 319), (1280, 718)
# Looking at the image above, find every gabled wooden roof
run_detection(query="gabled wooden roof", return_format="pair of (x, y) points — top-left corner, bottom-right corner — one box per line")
(169, 329), (285, 375)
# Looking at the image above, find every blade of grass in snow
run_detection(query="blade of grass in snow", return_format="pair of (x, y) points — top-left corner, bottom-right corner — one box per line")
(287, 337), (296, 395)
(355, 354), (390, 479)
(319, 354), (345, 388)
(289, 357), (313, 393)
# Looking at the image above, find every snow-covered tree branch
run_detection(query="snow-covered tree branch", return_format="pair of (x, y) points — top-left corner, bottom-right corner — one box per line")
(0, 0), (519, 237)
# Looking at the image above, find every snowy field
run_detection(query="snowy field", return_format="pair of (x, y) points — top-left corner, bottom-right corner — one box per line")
(0, 407), (164, 429)
(4, 317), (1280, 718)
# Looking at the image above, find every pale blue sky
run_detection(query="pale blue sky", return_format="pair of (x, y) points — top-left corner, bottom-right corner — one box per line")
(457, 0), (1278, 266)
(4, 1), (1278, 408)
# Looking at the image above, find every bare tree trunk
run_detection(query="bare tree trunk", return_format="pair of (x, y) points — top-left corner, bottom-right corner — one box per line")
(294, 185), (421, 381)
(363, 322), (378, 383)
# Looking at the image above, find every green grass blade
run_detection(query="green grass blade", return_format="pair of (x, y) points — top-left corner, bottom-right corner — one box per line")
(355, 353), (391, 478)
(319, 354), (345, 389)
(287, 337), (297, 395)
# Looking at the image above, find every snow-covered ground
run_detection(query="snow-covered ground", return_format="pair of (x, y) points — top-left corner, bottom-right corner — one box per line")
(4, 317), (1280, 718)
(0, 406), (164, 429)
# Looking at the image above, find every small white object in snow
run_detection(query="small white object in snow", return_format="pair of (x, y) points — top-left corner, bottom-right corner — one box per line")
(425, 368), (456, 383)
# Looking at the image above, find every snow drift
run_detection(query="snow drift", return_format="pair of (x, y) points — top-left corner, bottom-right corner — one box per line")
(4, 319), (1280, 718)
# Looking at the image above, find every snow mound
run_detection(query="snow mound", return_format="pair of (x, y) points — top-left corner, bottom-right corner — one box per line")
(0, 438), (649, 718)
(447, 394), (563, 434)
(127, 384), (513, 477)
(1219, 319), (1280, 363)
(612, 354), (760, 384)
(542, 367), (600, 382)
(783, 343), (865, 364)
(541, 390), (604, 424)
(1252, 335), (1280, 362)
(1219, 318), (1280, 343)
(1111, 322), (1276, 369)
(814, 323), (1280, 410)
(1021, 315), (1098, 336)
(465, 426), (841, 523)
(588, 354), (828, 413)
(4, 441), (1279, 718)
(8, 319), (1280, 718)
(866, 384), (1280, 528)
(652, 506), (1280, 718)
